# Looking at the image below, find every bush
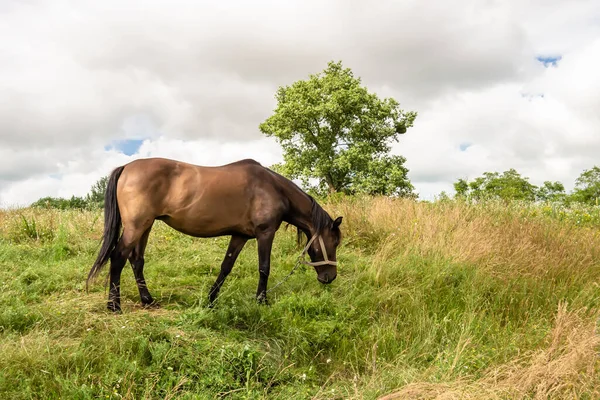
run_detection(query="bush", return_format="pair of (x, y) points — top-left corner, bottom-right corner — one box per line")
(31, 196), (88, 210)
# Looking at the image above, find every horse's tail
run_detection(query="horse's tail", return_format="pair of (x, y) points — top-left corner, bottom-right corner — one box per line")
(86, 166), (125, 289)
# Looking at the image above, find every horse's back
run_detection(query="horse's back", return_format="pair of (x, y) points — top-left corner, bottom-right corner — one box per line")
(122, 157), (262, 175)
(116, 157), (282, 237)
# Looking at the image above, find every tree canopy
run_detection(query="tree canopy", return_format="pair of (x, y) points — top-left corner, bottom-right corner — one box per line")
(259, 60), (417, 196)
(31, 175), (108, 210)
(85, 175), (109, 208)
(571, 166), (600, 205)
(454, 169), (539, 202)
(454, 167), (600, 205)
(452, 167), (600, 205)
(536, 181), (566, 202)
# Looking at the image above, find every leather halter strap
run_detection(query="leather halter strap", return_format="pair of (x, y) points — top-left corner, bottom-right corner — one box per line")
(300, 234), (337, 267)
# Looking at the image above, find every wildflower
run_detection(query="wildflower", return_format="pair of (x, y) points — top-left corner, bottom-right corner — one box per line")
(326, 358), (332, 364)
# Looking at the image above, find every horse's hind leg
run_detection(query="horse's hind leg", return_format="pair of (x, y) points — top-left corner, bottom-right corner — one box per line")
(128, 224), (155, 307)
(107, 225), (149, 312)
(256, 230), (276, 305)
(208, 235), (248, 306)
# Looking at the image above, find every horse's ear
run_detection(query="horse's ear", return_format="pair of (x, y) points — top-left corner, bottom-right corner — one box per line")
(332, 216), (343, 229)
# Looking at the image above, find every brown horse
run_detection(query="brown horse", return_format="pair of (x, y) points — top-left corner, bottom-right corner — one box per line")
(87, 157), (343, 312)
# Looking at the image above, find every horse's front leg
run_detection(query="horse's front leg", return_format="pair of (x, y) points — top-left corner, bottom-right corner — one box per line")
(208, 235), (248, 306)
(256, 230), (276, 304)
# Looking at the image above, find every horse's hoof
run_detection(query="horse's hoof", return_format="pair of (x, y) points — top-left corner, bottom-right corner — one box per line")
(107, 301), (122, 313)
(142, 301), (160, 309)
(256, 295), (269, 306)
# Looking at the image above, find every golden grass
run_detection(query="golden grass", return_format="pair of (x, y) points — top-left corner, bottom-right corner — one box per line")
(0, 207), (103, 243)
(327, 197), (600, 280)
(378, 303), (600, 400)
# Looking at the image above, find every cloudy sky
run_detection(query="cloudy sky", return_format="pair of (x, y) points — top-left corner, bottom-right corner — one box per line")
(1, 0), (599, 206)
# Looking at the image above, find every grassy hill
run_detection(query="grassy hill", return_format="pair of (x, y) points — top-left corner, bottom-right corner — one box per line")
(0, 197), (598, 399)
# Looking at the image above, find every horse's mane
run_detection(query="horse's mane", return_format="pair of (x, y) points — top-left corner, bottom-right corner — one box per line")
(308, 194), (333, 233)
(294, 194), (334, 245)
(266, 167), (333, 245)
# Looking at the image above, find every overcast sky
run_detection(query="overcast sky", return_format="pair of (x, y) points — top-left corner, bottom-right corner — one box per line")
(1, 0), (599, 206)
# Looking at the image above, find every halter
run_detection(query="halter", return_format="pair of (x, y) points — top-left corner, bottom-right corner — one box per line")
(299, 233), (337, 267)
(266, 233), (336, 294)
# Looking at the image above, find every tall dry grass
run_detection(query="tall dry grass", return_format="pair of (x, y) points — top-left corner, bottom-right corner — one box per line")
(378, 303), (600, 399)
(0, 207), (102, 243)
(327, 196), (600, 281)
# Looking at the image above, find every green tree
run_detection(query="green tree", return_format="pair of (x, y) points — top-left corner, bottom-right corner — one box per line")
(31, 196), (87, 210)
(536, 181), (566, 202)
(85, 175), (109, 208)
(31, 176), (109, 210)
(259, 60), (417, 196)
(454, 169), (538, 202)
(453, 178), (469, 197)
(571, 166), (600, 205)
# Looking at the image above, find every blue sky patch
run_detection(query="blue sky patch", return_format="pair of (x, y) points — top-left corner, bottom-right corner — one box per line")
(536, 55), (562, 67)
(105, 139), (145, 156)
(459, 142), (472, 152)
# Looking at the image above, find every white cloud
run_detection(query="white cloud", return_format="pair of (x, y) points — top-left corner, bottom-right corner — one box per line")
(0, 137), (282, 207)
(0, 0), (599, 206)
(398, 36), (600, 199)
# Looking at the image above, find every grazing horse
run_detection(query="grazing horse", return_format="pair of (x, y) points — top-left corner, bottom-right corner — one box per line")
(87, 157), (343, 312)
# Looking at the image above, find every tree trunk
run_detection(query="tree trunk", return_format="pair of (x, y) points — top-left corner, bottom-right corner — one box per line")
(325, 174), (337, 194)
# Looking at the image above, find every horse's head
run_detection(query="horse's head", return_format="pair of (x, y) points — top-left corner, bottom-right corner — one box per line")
(306, 216), (343, 284)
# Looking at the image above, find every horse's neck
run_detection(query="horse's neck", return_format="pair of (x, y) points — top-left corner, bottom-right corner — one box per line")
(282, 185), (315, 235)
(267, 169), (318, 235)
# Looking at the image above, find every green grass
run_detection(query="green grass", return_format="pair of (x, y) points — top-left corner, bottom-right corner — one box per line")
(0, 198), (599, 399)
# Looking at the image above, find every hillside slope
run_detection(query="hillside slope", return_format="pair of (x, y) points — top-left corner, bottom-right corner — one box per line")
(0, 197), (598, 399)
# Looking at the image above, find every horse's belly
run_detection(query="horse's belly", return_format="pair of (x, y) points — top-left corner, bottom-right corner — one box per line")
(159, 175), (258, 237)
(160, 209), (252, 238)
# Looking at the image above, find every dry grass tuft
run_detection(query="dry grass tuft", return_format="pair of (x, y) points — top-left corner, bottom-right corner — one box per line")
(379, 303), (600, 399)
(0, 207), (103, 243)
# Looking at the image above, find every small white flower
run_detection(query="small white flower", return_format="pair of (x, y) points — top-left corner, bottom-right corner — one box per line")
(86, 328), (92, 332)
(326, 358), (332, 364)
(301, 373), (307, 381)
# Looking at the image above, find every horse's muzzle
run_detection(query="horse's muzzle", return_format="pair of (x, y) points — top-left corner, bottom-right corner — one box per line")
(317, 273), (336, 284)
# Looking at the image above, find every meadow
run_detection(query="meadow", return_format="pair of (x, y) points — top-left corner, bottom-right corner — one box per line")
(0, 197), (598, 399)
